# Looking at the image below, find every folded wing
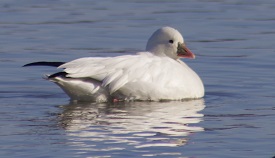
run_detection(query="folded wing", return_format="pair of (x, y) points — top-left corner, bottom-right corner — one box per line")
(58, 52), (187, 94)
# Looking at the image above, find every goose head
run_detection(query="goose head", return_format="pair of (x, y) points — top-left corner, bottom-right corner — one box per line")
(146, 27), (195, 60)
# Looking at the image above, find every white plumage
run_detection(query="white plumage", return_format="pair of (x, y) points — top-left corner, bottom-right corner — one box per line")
(27, 27), (204, 102)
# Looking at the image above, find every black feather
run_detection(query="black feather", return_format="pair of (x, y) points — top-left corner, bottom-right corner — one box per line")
(23, 61), (65, 67)
(48, 72), (68, 79)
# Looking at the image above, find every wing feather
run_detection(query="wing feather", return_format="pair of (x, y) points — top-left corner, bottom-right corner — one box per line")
(108, 72), (129, 94)
(57, 52), (188, 94)
(102, 69), (123, 87)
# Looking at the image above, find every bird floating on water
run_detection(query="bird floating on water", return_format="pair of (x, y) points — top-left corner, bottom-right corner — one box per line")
(24, 27), (204, 102)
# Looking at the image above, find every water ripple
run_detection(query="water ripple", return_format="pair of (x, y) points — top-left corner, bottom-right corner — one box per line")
(57, 100), (205, 156)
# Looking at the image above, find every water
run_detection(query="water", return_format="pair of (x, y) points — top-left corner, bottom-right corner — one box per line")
(1, 0), (275, 157)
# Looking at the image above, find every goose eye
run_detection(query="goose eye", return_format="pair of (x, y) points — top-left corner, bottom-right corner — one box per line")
(169, 40), (174, 44)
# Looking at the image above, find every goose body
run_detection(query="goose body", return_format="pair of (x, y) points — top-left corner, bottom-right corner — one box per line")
(25, 27), (204, 102)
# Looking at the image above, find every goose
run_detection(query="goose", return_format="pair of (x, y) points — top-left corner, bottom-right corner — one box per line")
(24, 27), (204, 102)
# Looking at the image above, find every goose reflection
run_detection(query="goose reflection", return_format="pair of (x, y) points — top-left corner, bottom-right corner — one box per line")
(58, 99), (205, 149)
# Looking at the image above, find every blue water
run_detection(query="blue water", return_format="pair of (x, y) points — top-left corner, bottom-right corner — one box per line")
(1, 0), (275, 158)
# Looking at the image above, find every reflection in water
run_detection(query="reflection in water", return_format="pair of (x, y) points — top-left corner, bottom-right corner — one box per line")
(58, 99), (205, 155)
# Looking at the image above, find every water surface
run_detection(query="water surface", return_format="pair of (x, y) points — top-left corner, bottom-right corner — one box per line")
(1, 0), (275, 158)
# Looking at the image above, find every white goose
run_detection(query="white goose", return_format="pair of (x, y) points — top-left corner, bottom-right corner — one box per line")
(24, 27), (204, 102)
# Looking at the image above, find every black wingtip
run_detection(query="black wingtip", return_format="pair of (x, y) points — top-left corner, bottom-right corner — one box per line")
(48, 71), (68, 79)
(23, 61), (65, 67)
